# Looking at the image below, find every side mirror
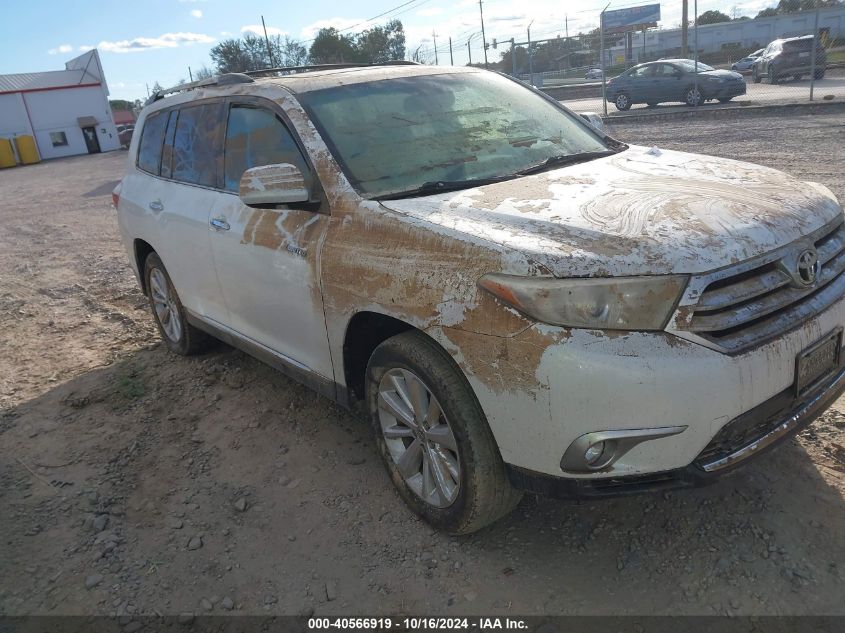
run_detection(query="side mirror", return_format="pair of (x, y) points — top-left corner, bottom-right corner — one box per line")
(238, 163), (309, 207)
(579, 112), (605, 133)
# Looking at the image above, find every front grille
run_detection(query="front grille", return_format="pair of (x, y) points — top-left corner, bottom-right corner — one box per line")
(686, 220), (845, 353)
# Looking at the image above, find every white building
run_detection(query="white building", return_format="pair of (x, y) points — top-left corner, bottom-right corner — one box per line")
(0, 49), (120, 160)
(606, 5), (845, 65)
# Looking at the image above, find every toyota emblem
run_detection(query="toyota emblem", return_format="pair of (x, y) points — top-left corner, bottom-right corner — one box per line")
(796, 248), (820, 286)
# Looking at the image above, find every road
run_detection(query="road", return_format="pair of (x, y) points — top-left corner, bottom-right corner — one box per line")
(562, 72), (845, 116)
(1, 112), (843, 619)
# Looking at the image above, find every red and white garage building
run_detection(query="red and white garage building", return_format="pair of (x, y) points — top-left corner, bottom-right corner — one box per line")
(0, 49), (120, 160)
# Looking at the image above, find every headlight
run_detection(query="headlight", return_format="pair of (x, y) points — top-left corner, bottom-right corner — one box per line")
(477, 273), (689, 330)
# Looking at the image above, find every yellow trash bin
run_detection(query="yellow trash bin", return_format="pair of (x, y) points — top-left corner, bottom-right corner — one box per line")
(14, 135), (40, 165)
(0, 138), (16, 168)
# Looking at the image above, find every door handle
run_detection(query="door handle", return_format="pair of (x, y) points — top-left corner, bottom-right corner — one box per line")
(149, 200), (164, 212)
(210, 218), (230, 231)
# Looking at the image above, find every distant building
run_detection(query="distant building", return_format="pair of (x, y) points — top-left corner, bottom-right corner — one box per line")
(112, 110), (136, 126)
(0, 49), (120, 160)
(604, 5), (845, 65)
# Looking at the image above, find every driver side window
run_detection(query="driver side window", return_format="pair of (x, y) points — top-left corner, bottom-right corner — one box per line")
(223, 105), (311, 193)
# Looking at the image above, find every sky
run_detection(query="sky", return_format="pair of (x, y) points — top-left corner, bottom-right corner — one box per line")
(1, 0), (778, 102)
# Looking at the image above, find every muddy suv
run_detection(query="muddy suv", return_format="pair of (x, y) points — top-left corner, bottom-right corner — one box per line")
(115, 63), (845, 534)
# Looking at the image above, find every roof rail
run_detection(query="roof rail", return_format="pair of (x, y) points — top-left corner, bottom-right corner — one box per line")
(144, 72), (254, 105)
(243, 60), (420, 78)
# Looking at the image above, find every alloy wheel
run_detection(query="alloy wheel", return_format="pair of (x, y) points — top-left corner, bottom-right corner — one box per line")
(149, 268), (183, 343)
(377, 368), (461, 508)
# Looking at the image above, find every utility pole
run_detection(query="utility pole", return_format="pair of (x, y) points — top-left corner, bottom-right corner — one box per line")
(449, 37), (454, 65)
(188, 66), (193, 82)
(681, 0), (689, 58)
(467, 35), (473, 65)
(433, 31), (438, 65)
(261, 15), (275, 67)
(527, 21), (534, 81)
(511, 38), (516, 76)
(478, 0), (489, 68)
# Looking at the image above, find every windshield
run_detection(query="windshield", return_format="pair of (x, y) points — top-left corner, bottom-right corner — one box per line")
(675, 60), (716, 72)
(297, 71), (610, 198)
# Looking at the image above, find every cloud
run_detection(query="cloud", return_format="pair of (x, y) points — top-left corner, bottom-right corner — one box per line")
(79, 44), (95, 52)
(417, 7), (444, 17)
(240, 24), (286, 37)
(190, 9), (203, 18)
(97, 32), (215, 53)
(48, 44), (73, 55)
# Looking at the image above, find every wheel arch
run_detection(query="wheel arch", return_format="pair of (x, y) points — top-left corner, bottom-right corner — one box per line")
(133, 238), (156, 295)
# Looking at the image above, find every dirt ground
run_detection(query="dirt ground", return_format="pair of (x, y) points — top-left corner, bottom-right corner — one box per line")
(1, 113), (844, 620)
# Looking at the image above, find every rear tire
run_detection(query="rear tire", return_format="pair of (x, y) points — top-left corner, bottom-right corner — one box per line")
(366, 331), (522, 534)
(684, 86), (702, 107)
(614, 92), (632, 111)
(144, 253), (213, 356)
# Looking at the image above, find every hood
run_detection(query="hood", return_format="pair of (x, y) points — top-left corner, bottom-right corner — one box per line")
(702, 69), (743, 79)
(379, 145), (842, 278)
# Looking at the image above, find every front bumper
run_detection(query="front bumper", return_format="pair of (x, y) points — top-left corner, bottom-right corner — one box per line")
(432, 288), (845, 481)
(506, 359), (845, 498)
(708, 80), (747, 99)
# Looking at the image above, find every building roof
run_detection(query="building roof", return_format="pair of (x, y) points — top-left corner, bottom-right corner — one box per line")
(112, 110), (136, 125)
(0, 49), (107, 95)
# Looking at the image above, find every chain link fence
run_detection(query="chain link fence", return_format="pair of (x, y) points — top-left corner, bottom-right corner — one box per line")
(511, 1), (845, 117)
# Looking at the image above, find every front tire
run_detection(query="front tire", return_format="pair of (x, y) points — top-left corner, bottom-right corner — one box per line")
(366, 331), (522, 534)
(144, 253), (212, 355)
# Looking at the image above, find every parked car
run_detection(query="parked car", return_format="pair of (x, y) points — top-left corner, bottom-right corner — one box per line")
(115, 64), (845, 534)
(584, 67), (603, 80)
(607, 59), (746, 110)
(731, 48), (763, 73)
(117, 124), (134, 149)
(752, 35), (827, 84)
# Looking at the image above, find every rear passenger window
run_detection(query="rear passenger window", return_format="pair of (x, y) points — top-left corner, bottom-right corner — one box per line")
(224, 106), (310, 193)
(172, 103), (223, 188)
(137, 112), (167, 175)
(160, 110), (179, 179)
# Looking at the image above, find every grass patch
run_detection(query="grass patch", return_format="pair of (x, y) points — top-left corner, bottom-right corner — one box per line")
(116, 375), (145, 400)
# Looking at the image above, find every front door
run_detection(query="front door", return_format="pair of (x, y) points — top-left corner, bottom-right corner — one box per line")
(81, 126), (100, 153)
(208, 99), (334, 381)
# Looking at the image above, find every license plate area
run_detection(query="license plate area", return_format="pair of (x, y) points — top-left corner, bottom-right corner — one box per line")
(795, 328), (842, 397)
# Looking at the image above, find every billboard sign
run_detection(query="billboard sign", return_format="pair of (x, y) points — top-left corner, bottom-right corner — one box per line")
(603, 4), (661, 32)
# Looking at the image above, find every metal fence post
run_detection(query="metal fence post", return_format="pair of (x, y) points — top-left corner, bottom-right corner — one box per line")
(810, 3), (821, 101)
(693, 0), (699, 106)
(600, 10), (607, 116)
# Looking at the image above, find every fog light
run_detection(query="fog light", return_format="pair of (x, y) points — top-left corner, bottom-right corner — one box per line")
(584, 442), (606, 466)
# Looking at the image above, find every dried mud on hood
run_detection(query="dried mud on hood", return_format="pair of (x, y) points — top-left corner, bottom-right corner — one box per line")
(381, 145), (843, 278)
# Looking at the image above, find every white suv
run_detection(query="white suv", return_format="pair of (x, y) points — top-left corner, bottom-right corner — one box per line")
(115, 63), (845, 533)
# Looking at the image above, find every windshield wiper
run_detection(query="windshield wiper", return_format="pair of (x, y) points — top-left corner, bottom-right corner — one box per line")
(373, 176), (512, 201)
(515, 150), (618, 176)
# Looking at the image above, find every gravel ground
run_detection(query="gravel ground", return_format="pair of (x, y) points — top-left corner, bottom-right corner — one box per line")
(1, 112), (843, 619)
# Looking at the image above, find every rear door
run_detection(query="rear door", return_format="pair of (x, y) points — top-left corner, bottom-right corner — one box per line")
(207, 97), (334, 381)
(119, 105), (227, 321)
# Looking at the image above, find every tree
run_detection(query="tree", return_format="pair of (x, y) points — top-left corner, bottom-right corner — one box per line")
(696, 10), (731, 25)
(309, 28), (358, 63)
(356, 20), (405, 62)
(279, 36), (308, 66)
(756, 7), (779, 16)
(194, 65), (214, 80)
